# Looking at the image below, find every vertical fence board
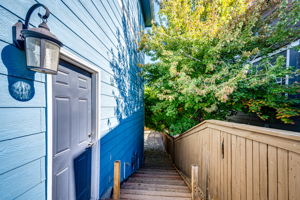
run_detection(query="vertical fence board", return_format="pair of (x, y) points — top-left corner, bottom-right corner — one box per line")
(246, 139), (253, 200)
(181, 140), (184, 172)
(268, 146), (278, 200)
(240, 138), (246, 200)
(208, 128), (213, 199)
(221, 132), (225, 200)
(259, 143), (268, 200)
(223, 132), (228, 200)
(182, 139), (185, 173)
(236, 137), (241, 200)
(278, 149), (288, 200)
(232, 135), (238, 200)
(212, 130), (217, 199)
(214, 129), (219, 199)
(213, 131), (218, 199)
(216, 130), (221, 199)
(204, 129), (210, 199)
(186, 138), (190, 174)
(201, 130), (208, 196)
(253, 141), (260, 200)
(289, 152), (300, 200)
(227, 133), (232, 200)
(195, 134), (200, 173)
(198, 132), (203, 192)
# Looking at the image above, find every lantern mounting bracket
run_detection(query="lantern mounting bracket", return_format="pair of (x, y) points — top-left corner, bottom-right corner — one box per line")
(13, 3), (50, 49)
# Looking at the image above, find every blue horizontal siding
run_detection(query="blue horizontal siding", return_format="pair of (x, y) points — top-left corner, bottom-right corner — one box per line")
(100, 125), (143, 162)
(93, 1), (124, 41)
(100, 125), (143, 173)
(101, 122), (142, 151)
(100, 112), (144, 145)
(100, 118), (120, 136)
(99, 111), (144, 197)
(71, 0), (120, 50)
(0, 108), (45, 141)
(0, 1), (47, 198)
(0, 133), (45, 174)
(101, 107), (117, 119)
(105, 0), (123, 31)
(0, 74), (46, 107)
(14, 181), (45, 200)
(0, 158), (45, 199)
(0, 0), (145, 199)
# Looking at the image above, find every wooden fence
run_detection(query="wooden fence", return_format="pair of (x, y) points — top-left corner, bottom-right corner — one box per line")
(162, 120), (300, 200)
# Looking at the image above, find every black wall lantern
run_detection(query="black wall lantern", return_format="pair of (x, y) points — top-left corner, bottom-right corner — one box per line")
(13, 3), (62, 74)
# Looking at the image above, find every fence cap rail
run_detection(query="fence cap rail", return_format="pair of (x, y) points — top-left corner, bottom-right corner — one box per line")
(171, 120), (300, 142)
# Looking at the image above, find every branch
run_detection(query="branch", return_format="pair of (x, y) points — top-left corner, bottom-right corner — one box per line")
(179, 50), (203, 63)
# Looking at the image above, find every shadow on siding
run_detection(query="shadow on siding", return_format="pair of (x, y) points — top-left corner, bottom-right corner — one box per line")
(109, 0), (143, 123)
(74, 147), (92, 200)
(1, 44), (36, 101)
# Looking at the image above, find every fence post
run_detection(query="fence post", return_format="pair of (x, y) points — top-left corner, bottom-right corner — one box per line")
(113, 160), (121, 199)
(191, 164), (199, 200)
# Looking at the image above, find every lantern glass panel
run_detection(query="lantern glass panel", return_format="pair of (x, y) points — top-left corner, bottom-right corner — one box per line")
(44, 40), (60, 72)
(25, 37), (41, 67)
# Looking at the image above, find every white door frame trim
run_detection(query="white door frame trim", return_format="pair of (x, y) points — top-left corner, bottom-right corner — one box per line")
(46, 48), (101, 200)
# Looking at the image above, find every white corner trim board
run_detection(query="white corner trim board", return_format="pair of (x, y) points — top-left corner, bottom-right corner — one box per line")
(46, 47), (101, 200)
(46, 73), (53, 200)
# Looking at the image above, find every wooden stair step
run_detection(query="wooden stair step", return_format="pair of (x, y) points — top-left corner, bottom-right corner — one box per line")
(121, 183), (190, 193)
(143, 164), (173, 167)
(118, 140), (192, 200)
(132, 173), (181, 179)
(126, 178), (186, 186)
(137, 170), (178, 175)
(144, 164), (173, 167)
(144, 160), (171, 162)
(139, 168), (176, 172)
(122, 182), (189, 190)
(143, 163), (173, 165)
(139, 168), (174, 170)
(145, 159), (172, 161)
(121, 189), (191, 198)
(136, 171), (179, 176)
(143, 165), (174, 168)
(120, 193), (191, 200)
(136, 171), (178, 176)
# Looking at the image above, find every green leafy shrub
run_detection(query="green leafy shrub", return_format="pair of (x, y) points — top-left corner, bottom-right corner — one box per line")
(140, 0), (300, 135)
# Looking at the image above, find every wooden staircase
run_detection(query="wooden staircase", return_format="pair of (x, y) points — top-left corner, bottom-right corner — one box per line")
(119, 138), (192, 200)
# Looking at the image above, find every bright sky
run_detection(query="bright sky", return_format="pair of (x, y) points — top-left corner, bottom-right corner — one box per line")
(144, 0), (160, 64)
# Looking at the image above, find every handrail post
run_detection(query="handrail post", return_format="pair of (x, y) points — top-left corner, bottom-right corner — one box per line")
(191, 164), (199, 200)
(113, 160), (121, 199)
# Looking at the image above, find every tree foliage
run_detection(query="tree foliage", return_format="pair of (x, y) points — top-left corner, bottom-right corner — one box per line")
(140, 0), (300, 135)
